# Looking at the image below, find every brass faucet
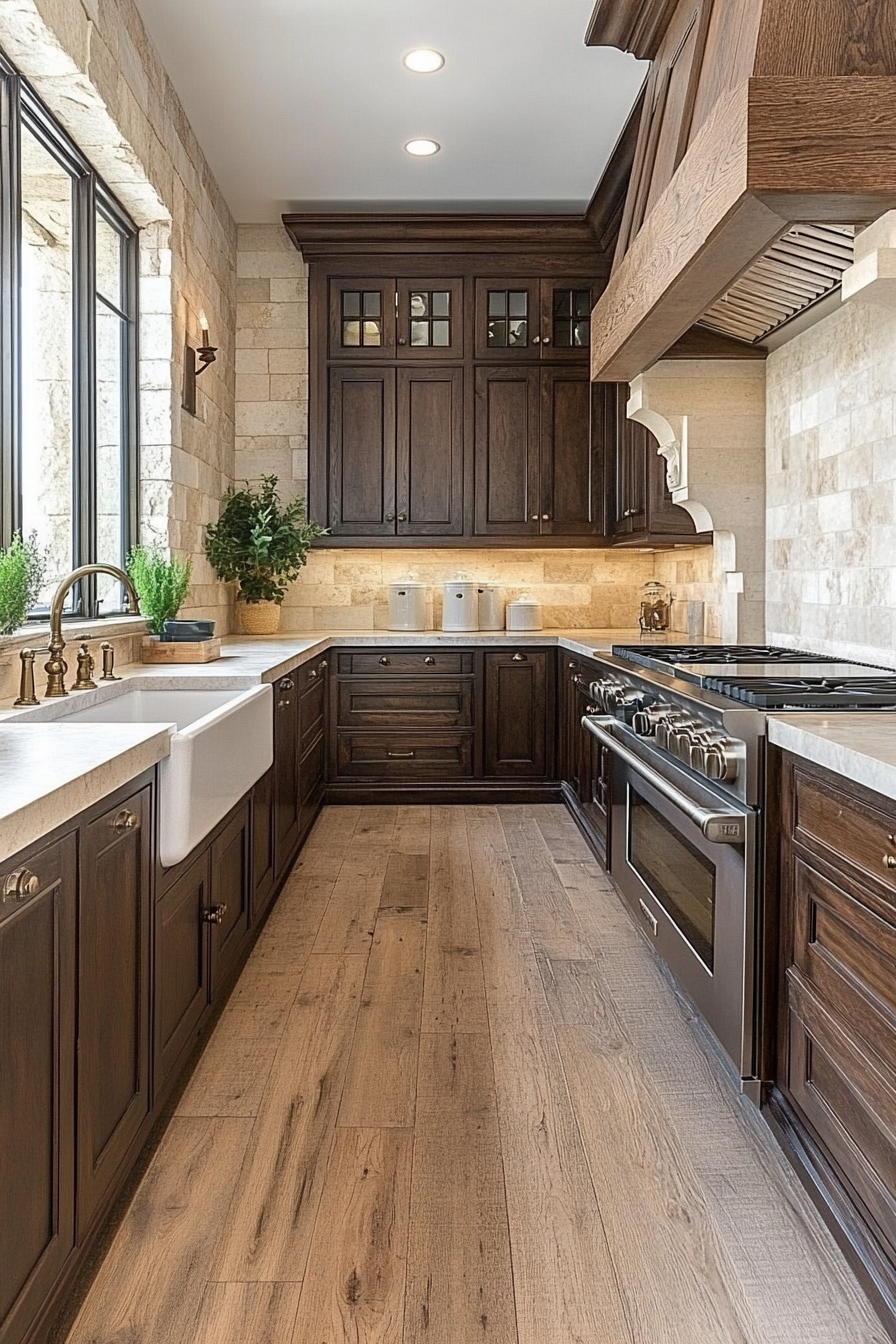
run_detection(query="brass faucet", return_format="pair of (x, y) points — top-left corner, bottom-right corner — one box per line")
(45, 564), (141, 697)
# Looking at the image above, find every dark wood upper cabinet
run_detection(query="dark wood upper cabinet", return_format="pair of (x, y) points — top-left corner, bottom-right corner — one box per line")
(78, 788), (152, 1239)
(396, 278), (464, 360)
(540, 370), (602, 536)
(0, 834), (76, 1344)
(328, 367), (396, 536)
(328, 277), (396, 359)
(475, 278), (594, 361)
(474, 365), (540, 537)
(396, 367), (464, 536)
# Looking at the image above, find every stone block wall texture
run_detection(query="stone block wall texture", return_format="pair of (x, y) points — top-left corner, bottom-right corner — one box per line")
(766, 283), (896, 667)
(653, 545), (722, 639)
(0, 0), (238, 630)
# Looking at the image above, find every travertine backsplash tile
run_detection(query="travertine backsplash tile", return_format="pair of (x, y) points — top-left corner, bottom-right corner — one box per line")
(766, 278), (896, 668)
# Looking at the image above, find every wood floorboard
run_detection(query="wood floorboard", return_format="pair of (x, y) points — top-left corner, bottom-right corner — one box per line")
(212, 954), (366, 1283)
(338, 908), (427, 1128)
(66, 1117), (253, 1344)
(290, 1127), (412, 1344)
(67, 805), (887, 1344)
(191, 1282), (302, 1344)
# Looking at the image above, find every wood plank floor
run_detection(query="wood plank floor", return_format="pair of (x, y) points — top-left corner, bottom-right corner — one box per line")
(64, 805), (889, 1344)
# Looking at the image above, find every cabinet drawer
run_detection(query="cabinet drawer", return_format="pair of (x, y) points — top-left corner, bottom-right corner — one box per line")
(336, 732), (473, 779)
(299, 656), (329, 695)
(337, 679), (473, 728)
(792, 764), (896, 907)
(338, 651), (472, 676)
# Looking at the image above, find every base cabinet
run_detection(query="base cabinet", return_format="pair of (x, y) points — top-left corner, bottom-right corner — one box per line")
(78, 788), (152, 1238)
(774, 753), (896, 1334)
(0, 834), (76, 1344)
(558, 654), (610, 863)
(483, 649), (552, 777)
(155, 852), (210, 1098)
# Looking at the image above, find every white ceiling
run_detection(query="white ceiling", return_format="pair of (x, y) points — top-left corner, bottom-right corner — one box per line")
(133, 0), (646, 222)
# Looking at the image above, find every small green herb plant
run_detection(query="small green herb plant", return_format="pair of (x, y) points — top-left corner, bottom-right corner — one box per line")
(0, 532), (46, 635)
(204, 475), (325, 604)
(127, 545), (192, 636)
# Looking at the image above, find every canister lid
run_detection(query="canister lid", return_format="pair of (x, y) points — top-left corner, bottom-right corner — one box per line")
(508, 593), (540, 606)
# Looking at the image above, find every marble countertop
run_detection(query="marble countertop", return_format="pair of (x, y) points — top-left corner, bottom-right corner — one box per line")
(0, 724), (171, 863)
(0, 626), (695, 862)
(768, 713), (896, 801)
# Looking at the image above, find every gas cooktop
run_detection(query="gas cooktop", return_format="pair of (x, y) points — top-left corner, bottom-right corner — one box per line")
(702, 676), (896, 709)
(611, 644), (893, 689)
(610, 644), (839, 670)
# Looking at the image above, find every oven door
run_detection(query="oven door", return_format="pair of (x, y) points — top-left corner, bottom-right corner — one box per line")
(584, 716), (757, 1082)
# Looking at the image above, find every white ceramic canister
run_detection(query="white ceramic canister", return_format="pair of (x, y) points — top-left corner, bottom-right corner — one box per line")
(388, 581), (427, 631)
(442, 580), (481, 632)
(505, 594), (543, 631)
(478, 584), (505, 631)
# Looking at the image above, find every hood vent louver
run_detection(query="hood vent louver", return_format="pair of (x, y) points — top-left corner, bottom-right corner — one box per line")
(697, 224), (855, 345)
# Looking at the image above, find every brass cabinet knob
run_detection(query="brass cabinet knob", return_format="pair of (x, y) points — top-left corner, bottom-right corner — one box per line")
(424, 656), (435, 666)
(531, 514), (539, 521)
(398, 338), (407, 345)
(113, 810), (140, 831)
(532, 335), (541, 345)
(883, 855), (896, 870)
(379, 656), (390, 666)
(319, 659), (328, 671)
(397, 512), (407, 522)
(280, 677), (294, 691)
(512, 652), (528, 662)
(542, 335), (551, 345)
(2, 868), (40, 903)
(542, 513), (550, 520)
(386, 513), (396, 522)
(308, 667), (318, 679)
(203, 904), (228, 925)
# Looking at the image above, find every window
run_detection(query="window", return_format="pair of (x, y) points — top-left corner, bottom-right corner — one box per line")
(0, 50), (138, 619)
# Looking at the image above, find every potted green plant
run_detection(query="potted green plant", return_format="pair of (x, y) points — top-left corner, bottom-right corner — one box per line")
(204, 475), (325, 634)
(127, 545), (204, 661)
(0, 531), (46, 635)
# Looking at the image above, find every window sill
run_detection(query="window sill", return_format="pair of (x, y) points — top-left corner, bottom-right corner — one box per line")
(0, 615), (148, 658)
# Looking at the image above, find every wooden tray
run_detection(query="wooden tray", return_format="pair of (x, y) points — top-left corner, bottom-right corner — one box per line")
(142, 636), (221, 664)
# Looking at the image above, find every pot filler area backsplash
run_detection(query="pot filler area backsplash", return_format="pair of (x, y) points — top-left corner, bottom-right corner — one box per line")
(269, 546), (722, 635)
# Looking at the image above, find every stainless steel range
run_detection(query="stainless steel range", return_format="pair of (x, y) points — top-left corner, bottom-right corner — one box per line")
(582, 643), (896, 1097)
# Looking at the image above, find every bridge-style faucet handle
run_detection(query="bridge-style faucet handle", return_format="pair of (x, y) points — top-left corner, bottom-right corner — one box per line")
(72, 641), (97, 691)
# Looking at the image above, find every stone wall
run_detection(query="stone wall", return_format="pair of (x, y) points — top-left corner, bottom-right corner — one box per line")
(0, 0), (238, 628)
(652, 545), (723, 639)
(766, 257), (896, 667)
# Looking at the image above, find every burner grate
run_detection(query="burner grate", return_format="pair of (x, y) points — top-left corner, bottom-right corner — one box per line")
(703, 676), (896, 708)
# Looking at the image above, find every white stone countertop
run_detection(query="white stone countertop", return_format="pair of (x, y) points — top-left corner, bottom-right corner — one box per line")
(0, 626), (700, 862)
(0, 724), (171, 863)
(768, 713), (896, 801)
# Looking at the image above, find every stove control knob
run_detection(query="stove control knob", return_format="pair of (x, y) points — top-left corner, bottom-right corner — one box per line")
(655, 714), (692, 752)
(704, 741), (740, 783)
(668, 721), (702, 759)
(689, 731), (724, 773)
(590, 678), (623, 712)
(632, 703), (672, 737)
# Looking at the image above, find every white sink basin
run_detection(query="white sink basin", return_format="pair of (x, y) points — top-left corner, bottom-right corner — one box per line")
(21, 685), (273, 867)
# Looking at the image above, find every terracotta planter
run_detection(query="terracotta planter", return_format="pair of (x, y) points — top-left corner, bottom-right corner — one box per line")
(238, 599), (282, 635)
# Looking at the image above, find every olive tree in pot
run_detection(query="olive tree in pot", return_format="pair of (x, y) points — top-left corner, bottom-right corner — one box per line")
(204, 476), (325, 634)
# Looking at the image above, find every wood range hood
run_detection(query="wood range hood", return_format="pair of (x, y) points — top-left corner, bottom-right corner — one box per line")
(586, 0), (896, 380)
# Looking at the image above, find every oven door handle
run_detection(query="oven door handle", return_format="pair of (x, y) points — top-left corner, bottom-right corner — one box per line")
(583, 716), (747, 845)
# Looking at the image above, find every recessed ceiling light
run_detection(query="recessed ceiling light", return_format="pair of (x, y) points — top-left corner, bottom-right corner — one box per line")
(405, 138), (440, 157)
(403, 48), (445, 73)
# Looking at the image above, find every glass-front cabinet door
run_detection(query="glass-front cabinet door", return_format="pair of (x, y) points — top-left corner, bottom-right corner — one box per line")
(475, 278), (594, 360)
(396, 278), (464, 360)
(328, 278), (396, 359)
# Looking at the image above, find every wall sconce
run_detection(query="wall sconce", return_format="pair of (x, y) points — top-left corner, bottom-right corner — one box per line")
(183, 309), (218, 416)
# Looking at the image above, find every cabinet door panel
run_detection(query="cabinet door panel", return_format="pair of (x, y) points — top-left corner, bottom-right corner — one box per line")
(328, 277), (395, 359)
(540, 279), (594, 362)
(474, 278), (539, 360)
(210, 803), (251, 995)
(78, 788), (152, 1237)
(0, 835), (76, 1340)
(540, 369), (601, 536)
(396, 367), (463, 536)
(474, 366), (540, 535)
(299, 732), (326, 841)
(155, 854), (209, 1094)
(396, 278), (464, 359)
(252, 766), (276, 923)
(274, 675), (301, 880)
(328, 368), (396, 535)
(483, 650), (550, 777)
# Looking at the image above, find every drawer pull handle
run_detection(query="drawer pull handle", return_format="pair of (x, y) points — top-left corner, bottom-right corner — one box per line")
(308, 668), (318, 679)
(280, 677), (294, 691)
(203, 904), (228, 925)
(424, 656), (435, 666)
(512, 652), (527, 661)
(387, 751), (416, 759)
(884, 855), (896, 870)
(113, 810), (140, 831)
(888, 833), (896, 844)
(2, 868), (40, 903)
(278, 698), (291, 709)
(379, 657), (391, 666)
(319, 660), (328, 671)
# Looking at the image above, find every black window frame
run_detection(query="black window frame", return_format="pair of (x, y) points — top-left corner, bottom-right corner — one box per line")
(0, 49), (139, 622)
